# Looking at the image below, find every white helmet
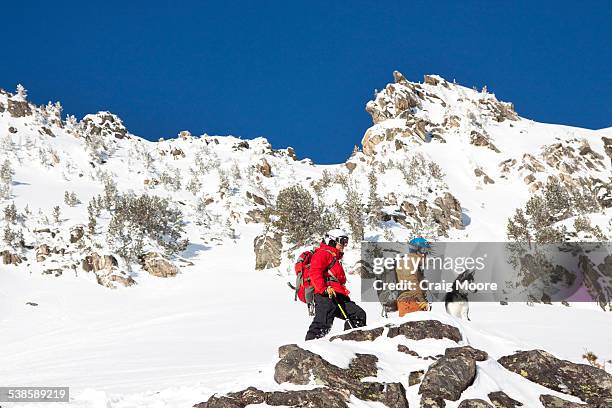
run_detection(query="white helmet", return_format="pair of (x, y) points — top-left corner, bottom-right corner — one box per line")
(324, 228), (349, 246)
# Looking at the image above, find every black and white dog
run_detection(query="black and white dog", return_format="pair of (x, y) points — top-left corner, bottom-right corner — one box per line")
(445, 269), (477, 320)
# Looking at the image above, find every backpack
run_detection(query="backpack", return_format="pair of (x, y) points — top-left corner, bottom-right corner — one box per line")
(293, 248), (337, 313)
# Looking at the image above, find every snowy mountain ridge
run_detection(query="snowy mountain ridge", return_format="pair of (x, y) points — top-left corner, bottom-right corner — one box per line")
(1, 72), (611, 289)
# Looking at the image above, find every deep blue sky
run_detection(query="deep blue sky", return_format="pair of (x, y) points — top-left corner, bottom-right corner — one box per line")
(2, 1), (610, 163)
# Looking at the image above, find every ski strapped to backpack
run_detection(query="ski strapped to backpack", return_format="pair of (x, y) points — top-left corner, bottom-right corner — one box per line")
(293, 248), (337, 314)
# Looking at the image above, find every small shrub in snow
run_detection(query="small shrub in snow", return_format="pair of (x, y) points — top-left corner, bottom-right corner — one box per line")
(64, 191), (80, 206)
(342, 184), (365, 243)
(159, 169), (181, 192)
(3, 224), (16, 247)
(231, 161), (242, 181)
(0, 159), (14, 199)
(367, 170), (383, 228)
(273, 185), (320, 245)
(186, 176), (201, 195)
(108, 193), (188, 263)
(573, 216), (607, 241)
(218, 169), (230, 195)
(52, 206), (61, 223)
(4, 203), (18, 223)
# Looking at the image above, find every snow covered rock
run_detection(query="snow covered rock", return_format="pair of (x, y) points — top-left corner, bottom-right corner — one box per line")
(498, 350), (612, 407)
(386, 319), (462, 342)
(272, 343), (409, 407)
(253, 232), (282, 270)
(82, 253), (135, 288)
(140, 252), (179, 278)
(1, 250), (22, 265)
(81, 111), (128, 140)
(7, 98), (32, 118)
(602, 137), (612, 163)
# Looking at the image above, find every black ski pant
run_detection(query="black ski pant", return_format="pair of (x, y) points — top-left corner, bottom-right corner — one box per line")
(305, 293), (366, 340)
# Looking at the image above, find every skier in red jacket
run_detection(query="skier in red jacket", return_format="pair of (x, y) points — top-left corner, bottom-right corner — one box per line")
(305, 229), (367, 340)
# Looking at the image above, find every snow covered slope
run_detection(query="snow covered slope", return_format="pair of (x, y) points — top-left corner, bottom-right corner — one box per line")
(0, 74), (611, 407)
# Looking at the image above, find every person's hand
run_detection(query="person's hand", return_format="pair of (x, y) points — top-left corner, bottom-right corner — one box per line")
(326, 287), (336, 298)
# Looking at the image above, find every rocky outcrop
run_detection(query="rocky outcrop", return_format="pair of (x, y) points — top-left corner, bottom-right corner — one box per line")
(498, 350), (612, 407)
(539, 394), (592, 408)
(82, 253), (135, 288)
(578, 254), (612, 310)
(7, 99), (32, 117)
(273, 344), (408, 407)
(474, 168), (495, 184)
(253, 232), (282, 270)
(178, 130), (192, 140)
(69, 226), (84, 243)
(432, 192), (464, 234)
(81, 111), (128, 140)
(2, 250), (23, 265)
(140, 252), (179, 278)
(445, 346), (488, 361)
(487, 391), (523, 407)
(459, 400), (494, 408)
(257, 158), (272, 177)
(366, 72), (422, 125)
(330, 326), (384, 342)
(194, 387), (349, 408)
(470, 131), (500, 153)
(170, 147), (185, 159)
(602, 137), (612, 164)
(245, 191), (266, 206)
(36, 244), (50, 262)
(419, 354), (476, 401)
(387, 320), (462, 342)
(194, 318), (611, 408)
(409, 369), (425, 386)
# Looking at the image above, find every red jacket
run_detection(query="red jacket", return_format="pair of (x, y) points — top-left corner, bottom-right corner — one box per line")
(309, 242), (349, 297)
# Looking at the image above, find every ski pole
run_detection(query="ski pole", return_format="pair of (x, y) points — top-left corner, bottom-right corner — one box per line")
(333, 296), (355, 329)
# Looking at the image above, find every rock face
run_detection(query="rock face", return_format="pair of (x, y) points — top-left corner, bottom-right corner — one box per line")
(470, 130), (500, 153)
(2, 250), (23, 265)
(458, 400), (494, 408)
(409, 369), (425, 386)
(387, 320), (462, 342)
(258, 158), (272, 177)
(69, 226), (84, 243)
(487, 391), (523, 407)
(253, 232), (282, 270)
(419, 355), (476, 401)
(432, 192), (464, 233)
(140, 252), (179, 278)
(273, 344), (408, 407)
(82, 253), (135, 288)
(445, 346), (488, 361)
(498, 350), (612, 407)
(7, 99), (32, 117)
(330, 327), (384, 342)
(539, 394), (592, 408)
(194, 319), (610, 408)
(603, 137), (612, 164)
(197, 343), (409, 408)
(81, 111), (128, 140)
(194, 386), (349, 408)
(578, 254), (612, 310)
